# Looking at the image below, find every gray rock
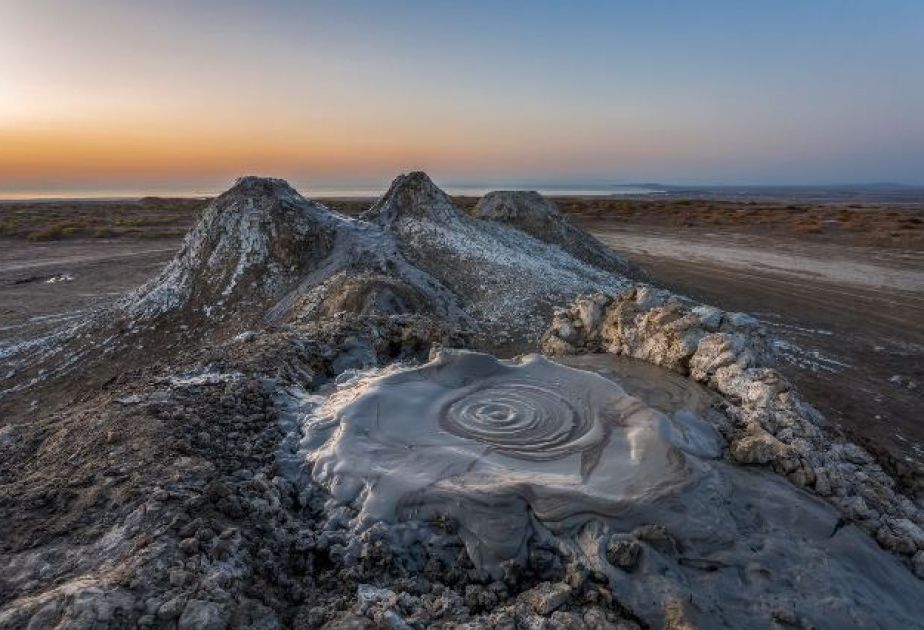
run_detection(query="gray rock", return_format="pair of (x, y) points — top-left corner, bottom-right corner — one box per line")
(229, 599), (279, 630)
(180, 536), (200, 554)
(606, 537), (642, 571)
(178, 599), (228, 630)
(157, 596), (187, 620)
(520, 582), (572, 616)
(548, 610), (585, 629)
(888, 518), (924, 550)
(169, 569), (190, 587)
(382, 609), (412, 630)
(356, 584), (396, 615)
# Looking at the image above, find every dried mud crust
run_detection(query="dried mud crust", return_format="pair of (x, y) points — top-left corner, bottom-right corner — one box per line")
(0, 321), (643, 630)
(0, 174), (649, 628)
(542, 286), (924, 572)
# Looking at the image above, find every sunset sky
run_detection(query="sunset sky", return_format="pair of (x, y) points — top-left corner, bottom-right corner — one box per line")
(1, 0), (923, 195)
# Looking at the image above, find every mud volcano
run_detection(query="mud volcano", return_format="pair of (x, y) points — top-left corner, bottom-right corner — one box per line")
(3, 173), (924, 629)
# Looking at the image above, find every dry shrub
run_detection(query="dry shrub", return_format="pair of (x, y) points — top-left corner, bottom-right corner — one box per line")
(27, 225), (66, 241)
(794, 218), (824, 234)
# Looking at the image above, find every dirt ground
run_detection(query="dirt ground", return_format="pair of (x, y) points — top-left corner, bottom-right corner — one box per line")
(0, 238), (182, 342)
(559, 197), (924, 250)
(580, 223), (924, 476)
(2, 195), (922, 473)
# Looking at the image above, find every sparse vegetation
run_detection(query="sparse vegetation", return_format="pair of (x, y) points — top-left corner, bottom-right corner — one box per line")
(556, 197), (924, 248)
(1, 195), (922, 249)
(0, 198), (207, 241)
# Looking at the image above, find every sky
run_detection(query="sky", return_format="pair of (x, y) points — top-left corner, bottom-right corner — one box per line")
(1, 0), (923, 195)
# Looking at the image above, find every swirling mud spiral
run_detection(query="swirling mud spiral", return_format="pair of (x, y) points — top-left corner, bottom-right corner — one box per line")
(440, 379), (600, 460)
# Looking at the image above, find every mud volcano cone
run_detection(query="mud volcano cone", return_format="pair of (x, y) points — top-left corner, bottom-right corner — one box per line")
(127, 176), (341, 322)
(474, 190), (645, 279)
(363, 171), (465, 226)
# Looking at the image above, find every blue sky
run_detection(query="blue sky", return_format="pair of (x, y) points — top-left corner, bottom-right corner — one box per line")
(1, 0), (922, 191)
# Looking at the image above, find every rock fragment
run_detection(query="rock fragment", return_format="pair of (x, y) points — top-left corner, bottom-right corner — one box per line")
(520, 582), (573, 615)
(178, 600), (228, 630)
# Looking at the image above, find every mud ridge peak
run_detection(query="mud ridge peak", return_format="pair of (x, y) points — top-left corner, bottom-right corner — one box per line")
(224, 174), (302, 199)
(126, 176), (340, 320)
(474, 190), (562, 221)
(364, 171), (463, 225)
(474, 190), (645, 279)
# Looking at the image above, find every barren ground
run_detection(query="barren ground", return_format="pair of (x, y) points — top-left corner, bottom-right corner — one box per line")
(2, 195), (922, 475)
(580, 223), (924, 477)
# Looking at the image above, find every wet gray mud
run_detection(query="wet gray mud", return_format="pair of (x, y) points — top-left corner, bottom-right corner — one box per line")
(299, 350), (924, 627)
(302, 352), (705, 569)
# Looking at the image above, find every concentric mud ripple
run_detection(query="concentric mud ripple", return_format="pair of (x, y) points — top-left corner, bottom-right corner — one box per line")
(302, 350), (719, 570)
(440, 380), (596, 460)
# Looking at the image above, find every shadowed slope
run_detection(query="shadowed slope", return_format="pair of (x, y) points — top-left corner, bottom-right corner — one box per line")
(366, 173), (631, 340)
(474, 190), (645, 280)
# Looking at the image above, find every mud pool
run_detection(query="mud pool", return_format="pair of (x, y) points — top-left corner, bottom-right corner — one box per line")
(298, 350), (924, 626)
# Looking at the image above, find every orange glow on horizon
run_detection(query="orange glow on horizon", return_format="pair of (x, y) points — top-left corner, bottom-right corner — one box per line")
(0, 2), (920, 191)
(0, 117), (703, 189)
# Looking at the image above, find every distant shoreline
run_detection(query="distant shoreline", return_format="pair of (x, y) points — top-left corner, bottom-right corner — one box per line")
(0, 187), (665, 203)
(3, 182), (923, 205)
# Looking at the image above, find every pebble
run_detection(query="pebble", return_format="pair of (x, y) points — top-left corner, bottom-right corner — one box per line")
(178, 599), (228, 630)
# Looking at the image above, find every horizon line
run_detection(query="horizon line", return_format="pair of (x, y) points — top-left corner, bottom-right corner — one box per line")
(2, 179), (924, 203)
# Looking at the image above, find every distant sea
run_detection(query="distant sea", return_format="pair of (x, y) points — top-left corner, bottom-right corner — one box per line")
(0, 184), (664, 201)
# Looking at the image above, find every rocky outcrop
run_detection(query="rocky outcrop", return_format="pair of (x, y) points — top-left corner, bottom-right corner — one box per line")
(542, 286), (924, 566)
(473, 191), (644, 280)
